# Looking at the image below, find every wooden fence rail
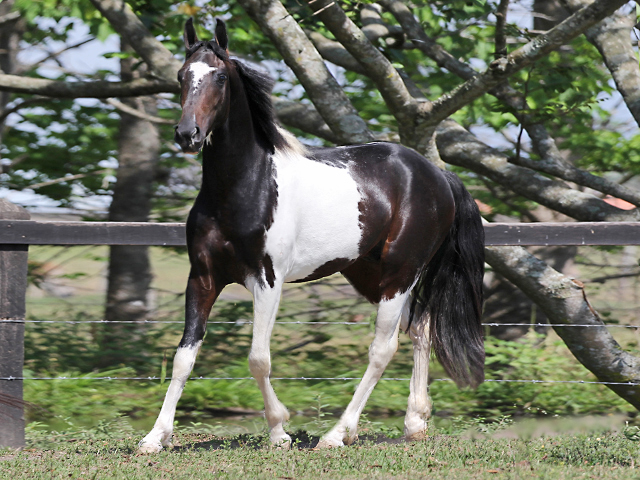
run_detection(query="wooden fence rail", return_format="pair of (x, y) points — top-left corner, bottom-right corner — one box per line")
(1, 219), (640, 246)
(1, 205), (640, 448)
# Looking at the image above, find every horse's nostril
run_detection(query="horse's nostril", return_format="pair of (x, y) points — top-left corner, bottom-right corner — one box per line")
(192, 126), (200, 138)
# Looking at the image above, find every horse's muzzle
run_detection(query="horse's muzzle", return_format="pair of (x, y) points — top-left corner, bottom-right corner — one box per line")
(175, 124), (205, 154)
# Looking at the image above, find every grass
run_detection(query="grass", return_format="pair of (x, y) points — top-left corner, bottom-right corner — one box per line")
(2, 427), (640, 479)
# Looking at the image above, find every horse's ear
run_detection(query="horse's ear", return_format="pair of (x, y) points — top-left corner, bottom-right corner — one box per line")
(184, 18), (198, 51)
(214, 19), (228, 52)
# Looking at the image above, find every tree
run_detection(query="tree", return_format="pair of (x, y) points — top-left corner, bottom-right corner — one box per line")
(98, 40), (160, 367)
(0, 0), (185, 367)
(2, 0), (640, 407)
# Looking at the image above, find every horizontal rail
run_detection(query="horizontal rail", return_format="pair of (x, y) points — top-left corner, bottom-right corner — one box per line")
(1, 376), (639, 387)
(1, 220), (640, 246)
(0, 220), (185, 246)
(2, 319), (637, 328)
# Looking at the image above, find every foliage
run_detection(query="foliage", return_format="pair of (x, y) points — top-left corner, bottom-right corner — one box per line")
(22, 301), (633, 429)
(4, 0), (639, 218)
(2, 100), (119, 205)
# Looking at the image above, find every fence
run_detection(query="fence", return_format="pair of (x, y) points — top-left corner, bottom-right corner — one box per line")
(2, 197), (640, 448)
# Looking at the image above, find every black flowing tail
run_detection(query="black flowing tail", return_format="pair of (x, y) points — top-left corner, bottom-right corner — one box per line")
(410, 170), (485, 388)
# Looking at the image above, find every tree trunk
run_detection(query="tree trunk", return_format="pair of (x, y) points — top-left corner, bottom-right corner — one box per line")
(0, 0), (24, 146)
(99, 43), (159, 368)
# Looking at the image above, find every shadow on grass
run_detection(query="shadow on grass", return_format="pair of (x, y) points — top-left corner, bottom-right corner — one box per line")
(176, 431), (409, 451)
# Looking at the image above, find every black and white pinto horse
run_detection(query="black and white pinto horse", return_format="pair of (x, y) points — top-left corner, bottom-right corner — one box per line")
(139, 19), (485, 452)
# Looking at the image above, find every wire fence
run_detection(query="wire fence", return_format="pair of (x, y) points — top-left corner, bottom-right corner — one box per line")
(3, 317), (640, 386)
(2, 318), (638, 328)
(3, 376), (640, 387)
(10, 244), (640, 404)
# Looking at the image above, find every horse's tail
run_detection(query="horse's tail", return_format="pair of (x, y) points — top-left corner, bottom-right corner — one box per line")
(410, 170), (485, 388)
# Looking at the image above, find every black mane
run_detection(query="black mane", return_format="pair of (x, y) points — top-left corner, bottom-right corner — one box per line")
(232, 60), (286, 153)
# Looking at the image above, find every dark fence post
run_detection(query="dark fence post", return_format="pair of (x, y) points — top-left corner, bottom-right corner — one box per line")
(0, 199), (29, 448)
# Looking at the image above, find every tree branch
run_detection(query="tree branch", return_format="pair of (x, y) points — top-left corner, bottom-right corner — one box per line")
(383, 0), (640, 206)
(272, 97), (340, 143)
(360, 4), (407, 48)
(417, 0), (629, 126)
(306, 0), (417, 128)
(87, 0), (181, 81)
(508, 141), (640, 208)
(26, 169), (109, 190)
(0, 11), (20, 27)
(485, 243), (640, 409)
(15, 37), (94, 75)
(272, 96), (397, 143)
(104, 98), (175, 125)
(305, 30), (367, 75)
(379, 0), (478, 80)
(238, 0), (374, 144)
(563, 0), (640, 127)
(494, 0), (510, 59)
(436, 119), (640, 222)
(0, 74), (178, 98)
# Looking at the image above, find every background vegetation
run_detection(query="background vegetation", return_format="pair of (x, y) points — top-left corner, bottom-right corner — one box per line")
(3, 0), (640, 452)
(20, 244), (640, 435)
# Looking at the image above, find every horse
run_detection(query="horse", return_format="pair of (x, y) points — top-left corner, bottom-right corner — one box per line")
(138, 18), (485, 453)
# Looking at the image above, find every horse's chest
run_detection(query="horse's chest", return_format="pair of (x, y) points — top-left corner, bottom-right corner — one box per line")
(265, 153), (363, 282)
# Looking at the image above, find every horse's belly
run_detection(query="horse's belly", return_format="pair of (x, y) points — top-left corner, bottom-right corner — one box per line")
(265, 153), (363, 283)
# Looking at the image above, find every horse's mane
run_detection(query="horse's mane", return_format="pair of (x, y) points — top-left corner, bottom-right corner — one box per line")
(232, 59), (288, 154)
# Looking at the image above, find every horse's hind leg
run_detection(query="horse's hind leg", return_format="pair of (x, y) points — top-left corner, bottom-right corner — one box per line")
(400, 301), (432, 440)
(138, 272), (220, 453)
(317, 291), (408, 448)
(245, 277), (291, 447)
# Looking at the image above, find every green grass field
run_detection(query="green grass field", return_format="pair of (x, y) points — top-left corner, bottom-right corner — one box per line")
(3, 429), (640, 479)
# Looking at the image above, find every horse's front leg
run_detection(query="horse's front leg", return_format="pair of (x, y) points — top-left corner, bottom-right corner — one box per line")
(138, 265), (221, 453)
(245, 277), (291, 447)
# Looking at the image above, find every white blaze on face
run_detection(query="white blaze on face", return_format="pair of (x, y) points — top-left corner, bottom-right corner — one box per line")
(189, 61), (217, 93)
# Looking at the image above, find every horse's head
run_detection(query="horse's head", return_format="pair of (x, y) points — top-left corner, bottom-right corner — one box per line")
(175, 19), (231, 154)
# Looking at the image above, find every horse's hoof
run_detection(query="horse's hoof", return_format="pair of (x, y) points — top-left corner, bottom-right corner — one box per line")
(344, 434), (358, 445)
(270, 434), (291, 450)
(316, 437), (344, 449)
(137, 441), (163, 454)
(404, 430), (427, 441)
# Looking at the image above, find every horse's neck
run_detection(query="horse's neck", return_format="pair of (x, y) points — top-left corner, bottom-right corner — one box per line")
(199, 94), (277, 231)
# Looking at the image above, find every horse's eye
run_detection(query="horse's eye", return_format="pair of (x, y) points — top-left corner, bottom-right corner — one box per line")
(217, 73), (227, 84)
(177, 72), (184, 83)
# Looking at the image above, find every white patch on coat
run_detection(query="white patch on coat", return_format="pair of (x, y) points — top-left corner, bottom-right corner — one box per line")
(189, 61), (217, 92)
(264, 147), (362, 283)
